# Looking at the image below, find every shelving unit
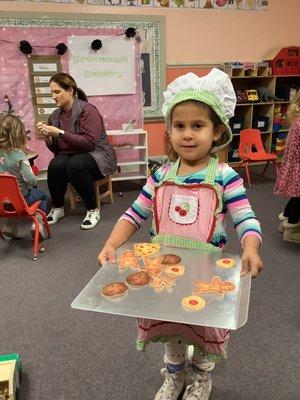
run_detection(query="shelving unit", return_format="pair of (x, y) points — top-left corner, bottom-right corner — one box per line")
(218, 74), (300, 168)
(107, 129), (148, 182)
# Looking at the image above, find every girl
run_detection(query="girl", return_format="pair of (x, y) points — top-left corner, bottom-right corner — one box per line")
(274, 90), (300, 243)
(98, 69), (263, 400)
(37, 73), (117, 230)
(0, 113), (48, 239)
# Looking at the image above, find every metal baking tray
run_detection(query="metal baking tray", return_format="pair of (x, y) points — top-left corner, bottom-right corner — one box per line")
(71, 243), (251, 330)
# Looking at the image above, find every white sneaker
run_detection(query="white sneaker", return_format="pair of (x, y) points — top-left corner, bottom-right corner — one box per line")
(154, 368), (186, 400)
(31, 214), (46, 241)
(47, 207), (65, 225)
(182, 371), (212, 400)
(80, 209), (100, 230)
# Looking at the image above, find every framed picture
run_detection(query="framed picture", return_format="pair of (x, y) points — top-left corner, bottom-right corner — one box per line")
(0, 12), (166, 120)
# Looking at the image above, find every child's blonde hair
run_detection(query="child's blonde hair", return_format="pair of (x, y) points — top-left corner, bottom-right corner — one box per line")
(0, 113), (26, 152)
(286, 90), (300, 125)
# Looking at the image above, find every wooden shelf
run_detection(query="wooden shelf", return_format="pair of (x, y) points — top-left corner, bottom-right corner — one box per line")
(225, 74), (300, 168)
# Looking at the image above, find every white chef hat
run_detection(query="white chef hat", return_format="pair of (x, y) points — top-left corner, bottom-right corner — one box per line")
(162, 68), (237, 152)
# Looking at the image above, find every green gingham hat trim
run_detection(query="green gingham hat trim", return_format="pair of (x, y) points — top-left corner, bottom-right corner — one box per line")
(164, 89), (233, 152)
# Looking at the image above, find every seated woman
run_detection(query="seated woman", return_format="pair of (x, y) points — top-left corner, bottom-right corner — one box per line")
(37, 73), (117, 230)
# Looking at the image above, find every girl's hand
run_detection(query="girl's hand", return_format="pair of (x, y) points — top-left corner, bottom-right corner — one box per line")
(241, 248), (263, 278)
(98, 244), (117, 266)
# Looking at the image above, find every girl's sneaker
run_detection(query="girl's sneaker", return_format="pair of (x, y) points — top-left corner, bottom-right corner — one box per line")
(47, 207), (65, 225)
(182, 370), (212, 400)
(80, 209), (100, 230)
(154, 368), (186, 400)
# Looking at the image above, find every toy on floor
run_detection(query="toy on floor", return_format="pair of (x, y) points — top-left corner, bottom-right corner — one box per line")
(0, 353), (22, 400)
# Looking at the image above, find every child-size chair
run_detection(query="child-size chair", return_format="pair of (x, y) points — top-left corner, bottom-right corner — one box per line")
(0, 174), (50, 260)
(237, 129), (278, 187)
(68, 176), (114, 210)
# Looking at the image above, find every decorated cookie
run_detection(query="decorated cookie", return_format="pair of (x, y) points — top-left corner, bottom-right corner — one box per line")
(193, 276), (235, 296)
(126, 271), (150, 287)
(161, 254), (182, 265)
(134, 243), (160, 257)
(149, 274), (175, 292)
(101, 282), (128, 298)
(142, 256), (164, 277)
(216, 258), (236, 269)
(119, 251), (139, 269)
(182, 295), (206, 311)
(165, 264), (186, 278)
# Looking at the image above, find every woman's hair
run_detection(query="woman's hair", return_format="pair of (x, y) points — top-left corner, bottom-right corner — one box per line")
(0, 113), (27, 152)
(286, 90), (300, 125)
(166, 100), (226, 161)
(49, 73), (88, 102)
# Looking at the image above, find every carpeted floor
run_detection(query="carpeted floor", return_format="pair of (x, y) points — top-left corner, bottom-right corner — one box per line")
(0, 168), (299, 400)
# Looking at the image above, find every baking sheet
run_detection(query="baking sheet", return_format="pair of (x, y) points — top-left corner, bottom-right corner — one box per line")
(71, 244), (251, 330)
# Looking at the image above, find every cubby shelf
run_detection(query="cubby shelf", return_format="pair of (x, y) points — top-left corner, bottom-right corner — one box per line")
(107, 129), (148, 182)
(218, 74), (300, 166)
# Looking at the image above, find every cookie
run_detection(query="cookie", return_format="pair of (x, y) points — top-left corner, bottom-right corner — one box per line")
(193, 276), (235, 296)
(149, 274), (175, 292)
(126, 271), (150, 287)
(142, 256), (164, 277)
(101, 282), (128, 298)
(165, 264), (186, 278)
(119, 250), (139, 269)
(216, 258), (236, 269)
(182, 295), (206, 311)
(161, 254), (181, 265)
(134, 243), (160, 257)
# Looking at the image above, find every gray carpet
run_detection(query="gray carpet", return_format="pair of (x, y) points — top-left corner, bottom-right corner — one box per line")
(0, 168), (299, 400)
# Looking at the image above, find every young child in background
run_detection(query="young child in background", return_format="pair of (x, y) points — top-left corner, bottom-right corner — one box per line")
(98, 69), (263, 400)
(274, 91), (300, 243)
(0, 113), (48, 239)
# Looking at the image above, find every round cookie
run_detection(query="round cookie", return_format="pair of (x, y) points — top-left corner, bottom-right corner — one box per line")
(126, 271), (150, 287)
(161, 254), (181, 265)
(216, 258), (236, 269)
(101, 282), (128, 298)
(181, 295), (206, 311)
(165, 264), (186, 278)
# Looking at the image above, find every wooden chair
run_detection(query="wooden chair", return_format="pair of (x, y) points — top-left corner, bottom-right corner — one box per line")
(68, 176), (114, 210)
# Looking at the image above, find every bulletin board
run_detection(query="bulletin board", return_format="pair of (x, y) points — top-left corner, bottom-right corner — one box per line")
(0, 12), (166, 170)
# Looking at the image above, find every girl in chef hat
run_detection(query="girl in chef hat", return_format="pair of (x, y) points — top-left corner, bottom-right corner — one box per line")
(98, 68), (263, 400)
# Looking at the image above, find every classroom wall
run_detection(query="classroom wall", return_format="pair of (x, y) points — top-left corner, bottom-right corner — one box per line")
(1, 0), (300, 156)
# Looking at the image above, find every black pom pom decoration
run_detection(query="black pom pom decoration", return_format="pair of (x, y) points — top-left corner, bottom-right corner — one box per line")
(56, 43), (68, 55)
(91, 39), (102, 51)
(125, 28), (136, 39)
(19, 40), (32, 55)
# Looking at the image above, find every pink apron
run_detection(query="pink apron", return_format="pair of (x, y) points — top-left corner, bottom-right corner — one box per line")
(137, 157), (230, 361)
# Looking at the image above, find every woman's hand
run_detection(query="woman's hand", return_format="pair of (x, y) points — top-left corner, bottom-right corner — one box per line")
(98, 243), (117, 266)
(37, 122), (61, 138)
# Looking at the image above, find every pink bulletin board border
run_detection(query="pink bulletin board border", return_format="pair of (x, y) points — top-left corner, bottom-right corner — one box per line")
(0, 25), (142, 170)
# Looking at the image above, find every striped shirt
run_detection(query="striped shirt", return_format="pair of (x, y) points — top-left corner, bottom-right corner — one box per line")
(120, 162), (262, 248)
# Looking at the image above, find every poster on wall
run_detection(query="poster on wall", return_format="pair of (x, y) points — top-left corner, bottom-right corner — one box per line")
(5, 0), (269, 10)
(27, 55), (62, 132)
(68, 35), (136, 96)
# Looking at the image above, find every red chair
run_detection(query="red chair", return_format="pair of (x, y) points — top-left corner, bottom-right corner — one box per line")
(0, 174), (50, 260)
(237, 129), (279, 187)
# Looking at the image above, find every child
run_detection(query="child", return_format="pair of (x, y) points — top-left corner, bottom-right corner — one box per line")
(0, 113), (48, 239)
(274, 90), (300, 243)
(98, 69), (263, 400)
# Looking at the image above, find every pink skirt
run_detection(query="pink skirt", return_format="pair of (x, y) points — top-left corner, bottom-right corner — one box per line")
(137, 318), (230, 361)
